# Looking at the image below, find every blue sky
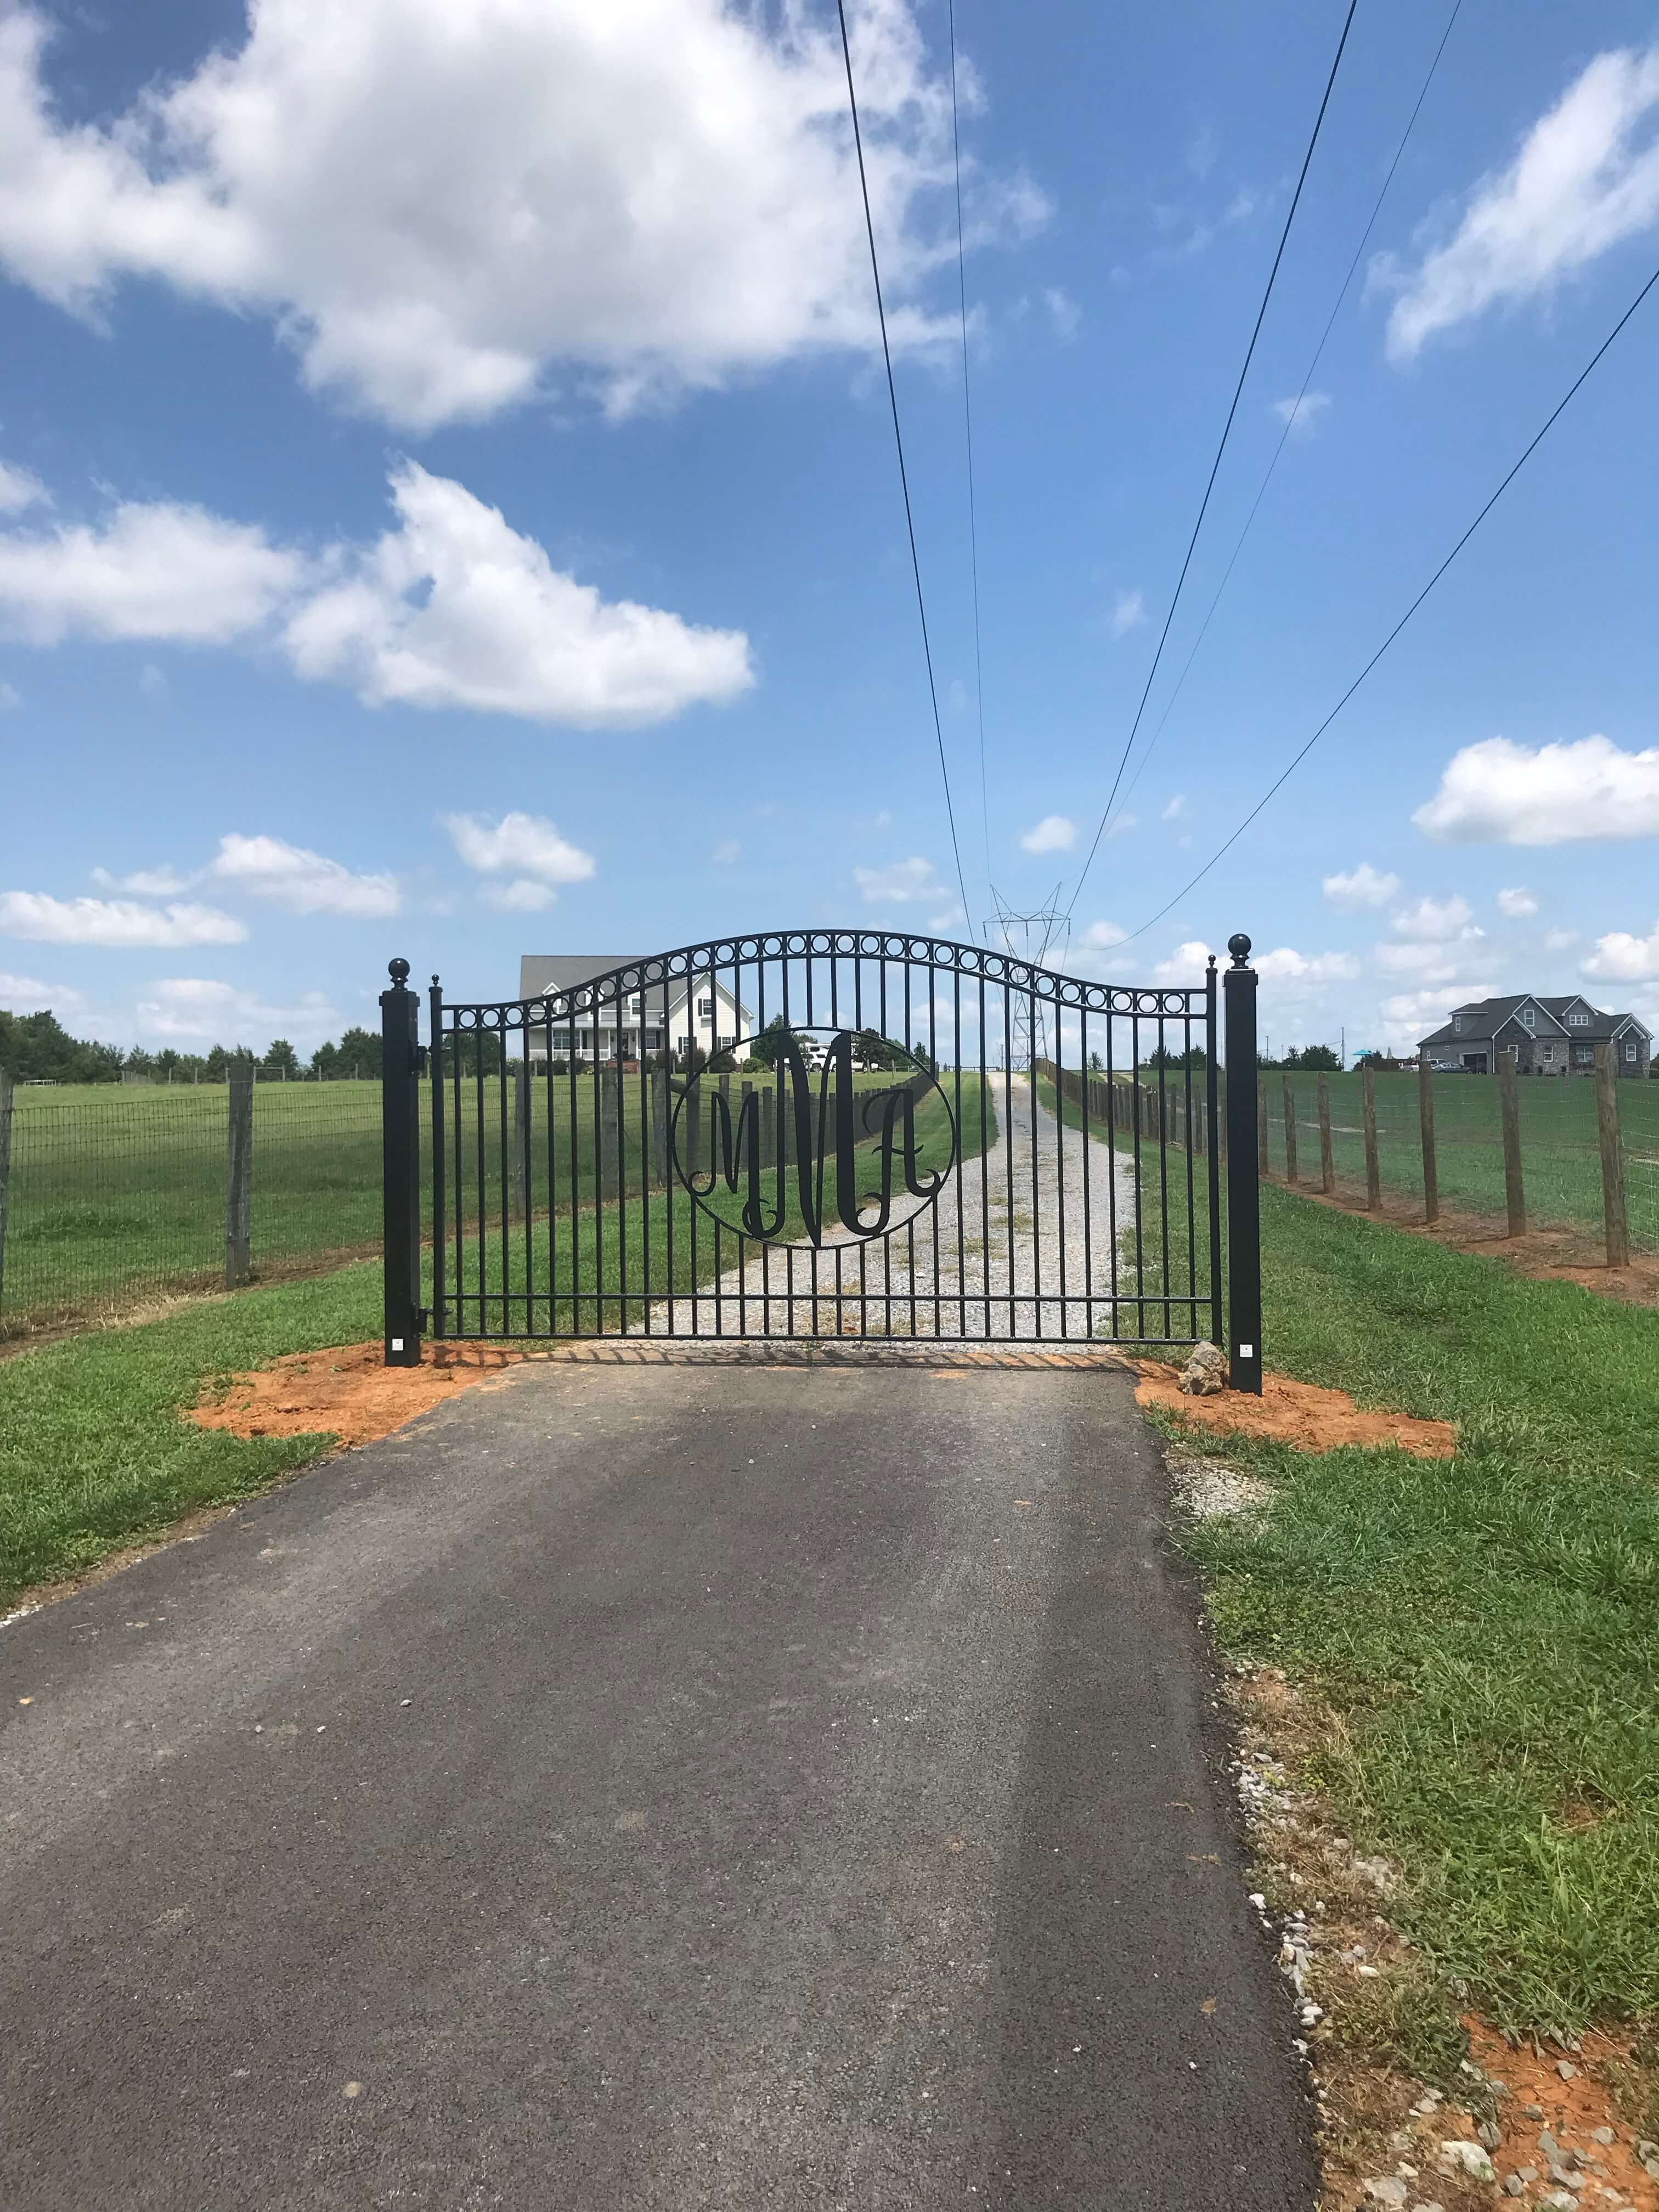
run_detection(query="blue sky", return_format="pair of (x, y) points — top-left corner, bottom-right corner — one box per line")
(1, 0), (1657, 1059)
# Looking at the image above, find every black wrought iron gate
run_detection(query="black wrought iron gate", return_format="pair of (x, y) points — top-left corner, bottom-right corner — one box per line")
(380, 931), (1263, 1387)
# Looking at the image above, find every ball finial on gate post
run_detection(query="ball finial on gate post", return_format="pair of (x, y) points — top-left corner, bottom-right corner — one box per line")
(388, 957), (410, 987)
(1227, 933), (1252, 967)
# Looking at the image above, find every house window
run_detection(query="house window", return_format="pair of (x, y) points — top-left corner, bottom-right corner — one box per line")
(1520, 1007), (1536, 1030)
(697, 996), (713, 1019)
(1453, 1017), (1463, 1035)
(1570, 1011), (1589, 1026)
(1627, 1040), (1639, 1064)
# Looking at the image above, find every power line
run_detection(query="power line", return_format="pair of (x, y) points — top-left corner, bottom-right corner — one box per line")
(1063, 0), (1360, 921)
(947, 0), (994, 912)
(1114, 0), (1463, 820)
(1115, 257), (1659, 949)
(834, 0), (973, 928)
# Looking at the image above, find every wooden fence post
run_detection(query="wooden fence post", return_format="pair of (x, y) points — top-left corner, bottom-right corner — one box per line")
(1595, 1044), (1630, 1268)
(1497, 1049), (1526, 1237)
(1281, 1073), (1299, 1185)
(1362, 1065), (1381, 1212)
(1256, 1075), (1269, 1176)
(1419, 1059), (1439, 1225)
(1317, 1071), (1334, 1194)
(513, 1062), (530, 1222)
(226, 1066), (253, 1288)
(0, 1068), (13, 1321)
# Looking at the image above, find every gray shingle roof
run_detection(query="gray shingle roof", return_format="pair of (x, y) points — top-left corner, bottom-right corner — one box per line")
(1418, 991), (1650, 1049)
(518, 955), (642, 999)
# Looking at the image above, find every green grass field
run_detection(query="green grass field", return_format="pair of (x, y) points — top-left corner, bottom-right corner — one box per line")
(1265, 1066), (1659, 1251)
(1171, 1185), (1659, 2068)
(1, 1068), (990, 1338)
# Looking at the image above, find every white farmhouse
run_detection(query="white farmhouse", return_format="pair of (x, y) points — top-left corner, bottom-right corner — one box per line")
(518, 955), (752, 1065)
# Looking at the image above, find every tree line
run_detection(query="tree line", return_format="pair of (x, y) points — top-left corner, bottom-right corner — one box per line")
(0, 1003), (387, 1084)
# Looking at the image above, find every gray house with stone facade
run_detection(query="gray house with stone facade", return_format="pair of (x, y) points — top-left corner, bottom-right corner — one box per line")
(1418, 993), (1651, 1078)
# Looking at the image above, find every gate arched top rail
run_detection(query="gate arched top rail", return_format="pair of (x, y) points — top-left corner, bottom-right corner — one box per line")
(440, 929), (1210, 1028)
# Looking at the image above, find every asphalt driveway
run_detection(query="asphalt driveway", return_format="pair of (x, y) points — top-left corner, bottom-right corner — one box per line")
(1, 1355), (1316, 2209)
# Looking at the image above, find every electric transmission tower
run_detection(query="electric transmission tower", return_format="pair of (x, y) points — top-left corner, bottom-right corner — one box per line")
(983, 884), (1070, 1072)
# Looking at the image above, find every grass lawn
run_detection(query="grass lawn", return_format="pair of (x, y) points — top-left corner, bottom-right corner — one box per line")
(0, 1076), (995, 1604)
(1266, 1067), (1659, 1252)
(1172, 1181), (1659, 2056)
(2, 1068), (987, 1338)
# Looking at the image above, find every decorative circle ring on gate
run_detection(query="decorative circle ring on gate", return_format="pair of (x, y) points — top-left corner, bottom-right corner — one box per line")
(670, 1027), (956, 1247)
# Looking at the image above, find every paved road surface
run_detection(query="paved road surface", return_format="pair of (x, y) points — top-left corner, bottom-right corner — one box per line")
(2, 1357), (1315, 2210)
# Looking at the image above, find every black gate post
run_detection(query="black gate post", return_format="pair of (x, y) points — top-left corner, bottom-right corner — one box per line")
(381, 957), (422, 1367)
(1222, 933), (1263, 1394)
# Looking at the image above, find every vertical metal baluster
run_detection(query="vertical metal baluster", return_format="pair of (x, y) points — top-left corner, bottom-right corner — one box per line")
(636, 975), (650, 1335)
(1183, 1009), (1198, 1341)
(430, 980), (446, 1340)
(452, 1007), (465, 1335)
(614, 982), (629, 1335)
(953, 966), (966, 1340)
(1079, 1006), (1092, 1340)
(1130, 1011), (1145, 1339)
(567, 1014), (580, 1335)
(781, 952), (794, 1338)
(662, 980), (675, 1334)
(473, 1019), (488, 1336)
(1205, 962), (1223, 1351)
(497, 1014), (511, 1334)
(1028, 983), (1042, 1338)
(1003, 986), (1015, 1336)
(979, 972), (990, 1339)
(1104, 1012), (1120, 1342)
(1156, 1019), (1171, 1342)
(555, 1013), (571, 1336)
(1053, 986), (1068, 1339)
(927, 956), (941, 1340)
(879, 954), (891, 1332)
(854, 952), (867, 1340)
(755, 956), (770, 1335)
(686, 977), (701, 1338)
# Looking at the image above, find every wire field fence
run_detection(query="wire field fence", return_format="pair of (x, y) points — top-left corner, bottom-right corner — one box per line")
(1261, 1061), (1659, 1261)
(0, 1075), (398, 1338)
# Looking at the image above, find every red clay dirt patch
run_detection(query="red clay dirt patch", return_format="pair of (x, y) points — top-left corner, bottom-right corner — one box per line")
(1444, 2017), (1659, 2211)
(190, 1340), (534, 1449)
(1134, 1364), (1455, 1458)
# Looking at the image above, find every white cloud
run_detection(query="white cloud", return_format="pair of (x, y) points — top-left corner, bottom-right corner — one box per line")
(1109, 588), (1146, 638)
(1080, 919), (1127, 948)
(1544, 927), (1579, 953)
(1323, 861), (1401, 910)
(442, 810), (596, 894)
(1379, 985), (1480, 1050)
(0, 499), (306, 644)
(1391, 893), (1477, 941)
(0, 459), (46, 514)
(206, 832), (400, 917)
(91, 865), (193, 897)
(0, 891), (245, 946)
(480, 878), (556, 914)
(1107, 811), (1138, 839)
(1044, 287), (1081, 341)
(0, 0), (1046, 430)
(1378, 46), (1659, 360)
(1496, 885), (1539, 919)
(854, 856), (946, 904)
(1152, 939), (1213, 985)
(1271, 391), (1330, 436)
(1160, 794), (1186, 821)
(286, 463), (753, 726)
(1413, 734), (1659, 845)
(136, 977), (338, 1049)
(0, 968), (75, 1012)
(712, 837), (742, 866)
(3, 460), (751, 729)
(1255, 947), (1361, 985)
(1582, 924), (1659, 982)
(1375, 941), (1488, 983)
(1018, 813), (1075, 854)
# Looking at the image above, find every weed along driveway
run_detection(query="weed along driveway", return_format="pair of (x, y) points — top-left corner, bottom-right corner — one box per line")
(1, 1354), (1315, 2210)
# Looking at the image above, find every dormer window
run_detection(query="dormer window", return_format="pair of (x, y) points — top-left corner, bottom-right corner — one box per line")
(1453, 1017), (1463, 1035)
(1570, 1011), (1588, 1026)
(1520, 1007), (1536, 1030)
